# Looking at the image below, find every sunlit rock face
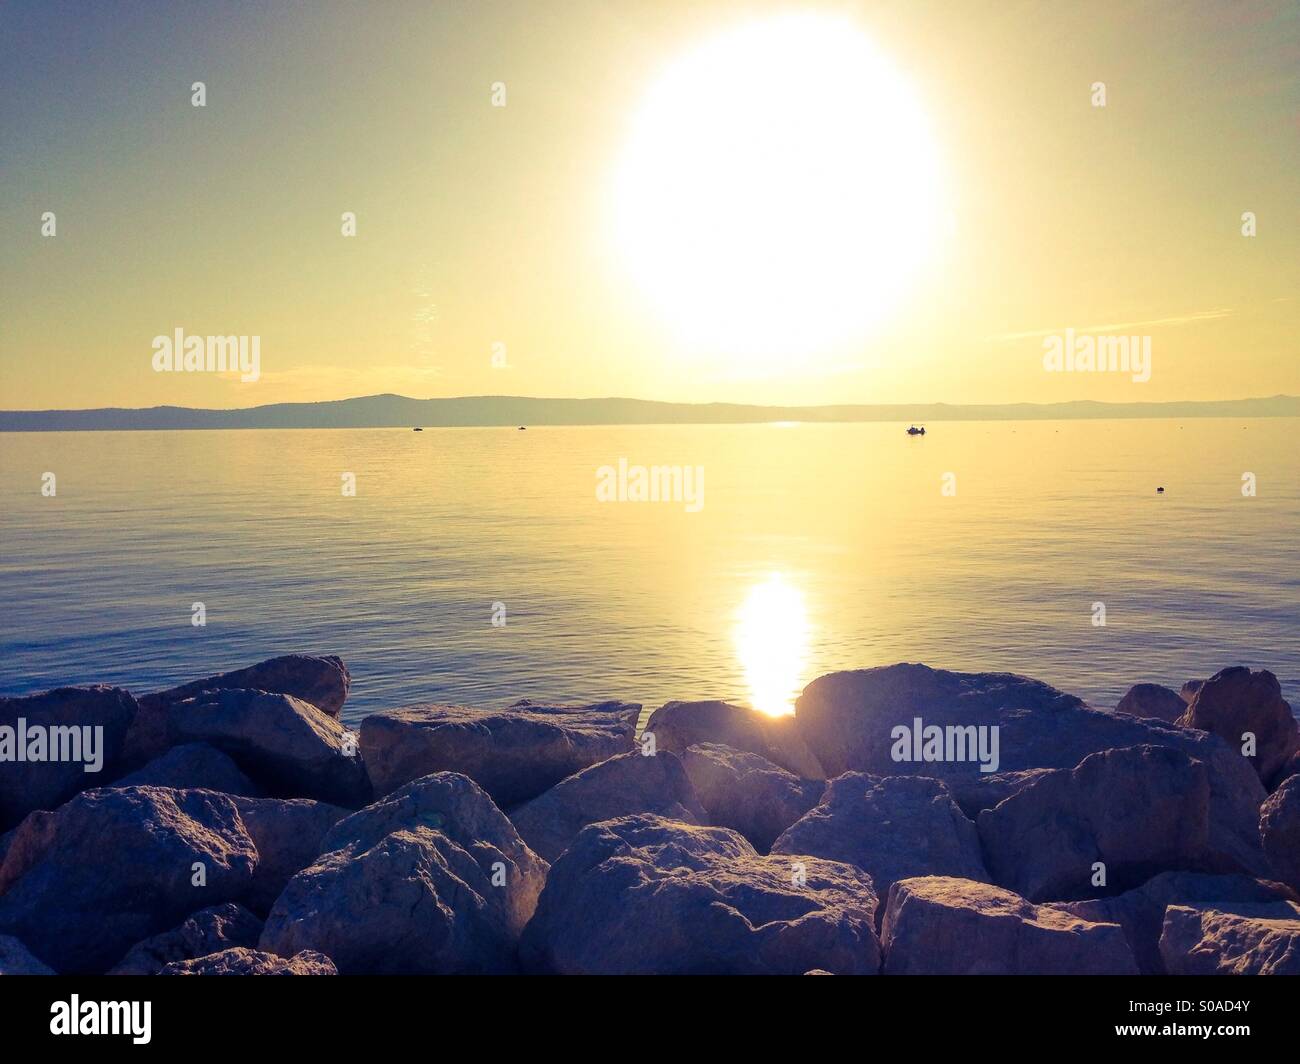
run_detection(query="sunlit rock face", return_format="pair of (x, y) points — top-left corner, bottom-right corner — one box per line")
(1049, 872), (1300, 975)
(680, 743), (823, 852)
(1115, 682), (1186, 722)
(976, 745), (1264, 902)
(160, 947), (338, 976)
(1177, 666), (1300, 788)
(165, 689), (370, 806)
(791, 663), (1270, 880)
(643, 699), (824, 778)
(261, 831), (523, 974)
(359, 699), (640, 806)
(109, 903), (263, 976)
(519, 814), (881, 975)
(773, 773), (988, 913)
(124, 654), (351, 766)
(509, 750), (707, 863)
(792, 663), (1088, 779)
(1159, 902), (1300, 976)
(880, 876), (1138, 975)
(260, 773), (547, 975)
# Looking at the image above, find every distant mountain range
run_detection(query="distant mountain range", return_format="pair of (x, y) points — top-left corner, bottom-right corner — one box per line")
(1, 393), (1296, 431)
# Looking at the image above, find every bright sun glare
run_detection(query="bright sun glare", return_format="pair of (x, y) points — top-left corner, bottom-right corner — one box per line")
(734, 573), (811, 717)
(613, 12), (946, 367)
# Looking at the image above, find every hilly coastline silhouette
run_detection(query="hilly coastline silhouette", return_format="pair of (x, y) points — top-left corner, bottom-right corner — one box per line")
(2, 394), (1296, 431)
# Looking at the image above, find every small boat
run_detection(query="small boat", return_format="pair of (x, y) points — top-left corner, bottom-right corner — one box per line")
(413, 427), (423, 432)
(1156, 486), (1165, 494)
(518, 426), (527, 431)
(906, 425), (926, 436)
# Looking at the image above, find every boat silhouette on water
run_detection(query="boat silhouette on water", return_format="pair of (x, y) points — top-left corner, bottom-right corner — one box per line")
(906, 425), (926, 436)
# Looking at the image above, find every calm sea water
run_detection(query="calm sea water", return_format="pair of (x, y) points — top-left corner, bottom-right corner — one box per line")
(1, 420), (1297, 726)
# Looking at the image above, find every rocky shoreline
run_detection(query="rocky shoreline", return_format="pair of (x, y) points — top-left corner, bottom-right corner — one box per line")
(1, 656), (1297, 975)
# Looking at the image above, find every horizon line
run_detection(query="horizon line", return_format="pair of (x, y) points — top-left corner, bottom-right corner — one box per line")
(3, 392), (1298, 432)
(4, 391), (1297, 416)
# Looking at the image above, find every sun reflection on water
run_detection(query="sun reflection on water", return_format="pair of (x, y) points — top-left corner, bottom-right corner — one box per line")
(733, 573), (811, 717)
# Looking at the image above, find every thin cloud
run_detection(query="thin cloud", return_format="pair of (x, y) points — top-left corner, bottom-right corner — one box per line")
(987, 308), (1234, 343)
(216, 362), (443, 396)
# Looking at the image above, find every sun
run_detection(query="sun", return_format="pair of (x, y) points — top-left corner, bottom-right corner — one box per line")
(612, 12), (946, 367)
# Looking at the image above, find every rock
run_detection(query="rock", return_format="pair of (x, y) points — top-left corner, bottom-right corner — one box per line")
(680, 744), (822, 852)
(1159, 902), (1300, 975)
(124, 654), (351, 765)
(109, 903), (263, 975)
(1145, 731), (1269, 878)
(1115, 683), (1187, 722)
(943, 769), (1054, 818)
(166, 654), (351, 717)
(880, 876), (1138, 974)
(509, 750), (706, 862)
(0, 787), (259, 972)
(1276, 750), (1300, 788)
(0, 934), (54, 974)
(111, 742), (259, 796)
(313, 770), (548, 925)
(1181, 679), (1205, 704)
(976, 745), (1258, 901)
(1050, 871), (1300, 974)
(773, 774), (987, 913)
(231, 796), (347, 913)
(519, 815), (881, 974)
(0, 785), (342, 971)
(261, 831), (516, 974)
(0, 686), (137, 830)
(260, 773), (546, 974)
(794, 664), (1086, 779)
(160, 947), (337, 975)
(360, 699), (639, 806)
(1260, 775), (1300, 891)
(644, 700), (824, 778)
(794, 664), (1268, 876)
(315, 769), (539, 847)
(167, 689), (369, 806)
(1178, 666), (1300, 787)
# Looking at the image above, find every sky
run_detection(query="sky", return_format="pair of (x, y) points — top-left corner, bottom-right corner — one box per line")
(1, 0), (1297, 411)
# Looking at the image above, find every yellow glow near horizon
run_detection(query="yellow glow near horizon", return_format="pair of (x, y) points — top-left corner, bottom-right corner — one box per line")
(4, 5), (1296, 412)
(612, 12), (946, 368)
(734, 573), (811, 716)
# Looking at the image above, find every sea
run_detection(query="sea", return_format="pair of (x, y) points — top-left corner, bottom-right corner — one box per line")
(2, 418), (1296, 726)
